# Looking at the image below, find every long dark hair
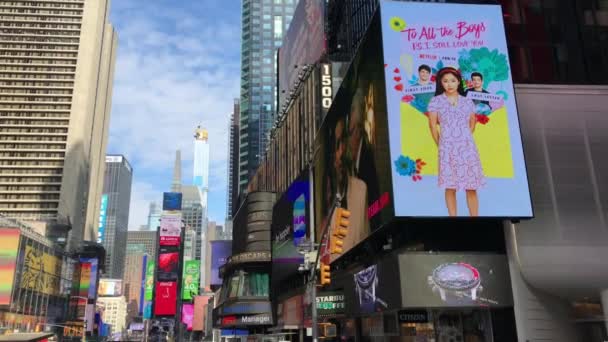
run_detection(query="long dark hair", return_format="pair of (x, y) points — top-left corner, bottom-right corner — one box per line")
(434, 67), (466, 96)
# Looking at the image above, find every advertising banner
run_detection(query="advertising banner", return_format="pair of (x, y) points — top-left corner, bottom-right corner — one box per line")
(0, 228), (20, 305)
(313, 15), (394, 263)
(97, 194), (108, 243)
(20, 245), (62, 296)
(143, 302), (152, 319)
(139, 254), (147, 314)
(98, 279), (122, 297)
(144, 261), (155, 301)
(182, 303), (194, 331)
(380, 1), (532, 217)
(210, 241), (231, 286)
(163, 192), (183, 211)
(182, 260), (200, 300)
(157, 246), (179, 281)
(159, 214), (182, 246)
(278, 0), (326, 108)
(78, 262), (91, 301)
(79, 258), (98, 300)
(154, 281), (177, 316)
(271, 175), (308, 293)
(399, 253), (513, 307)
(344, 255), (401, 315)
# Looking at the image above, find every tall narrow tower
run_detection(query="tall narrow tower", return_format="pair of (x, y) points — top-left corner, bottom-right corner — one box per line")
(193, 126), (210, 286)
(171, 150), (182, 193)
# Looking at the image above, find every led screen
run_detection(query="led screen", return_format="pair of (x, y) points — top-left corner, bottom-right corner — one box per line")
(0, 228), (20, 305)
(154, 281), (177, 316)
(380, 1), (532, 217)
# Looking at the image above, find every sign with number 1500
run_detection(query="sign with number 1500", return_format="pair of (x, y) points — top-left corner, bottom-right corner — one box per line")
(321, 64), (332, 110)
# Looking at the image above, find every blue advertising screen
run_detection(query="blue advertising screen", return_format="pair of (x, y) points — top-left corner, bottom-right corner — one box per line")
(162, 192), (183, 211)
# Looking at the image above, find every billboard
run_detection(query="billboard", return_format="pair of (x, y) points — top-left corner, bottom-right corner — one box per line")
(98, 279), (122, 297)
(344, 256), (401, 315)
(163, 192), (183, 211)
(182, 303), (194, 331)
(399, 253), (513, 307)
(79, 258), (99, 300)
(157, 246), (179, 280)
(154, 281), (177, 316)
(380, 1), (532, 217)
(139, 254), (147, 314)
(278, 0), (326, 108)
(271, 176), (308, 292)
(313, 14), (394, 263)
(144, 261), (155, 301)
(159, 214), (182, 246)
(97, 194), (108, 243)
(0, 228), (20, 305)
(210, 241), (231, 286)
(20, 245), (62, 296)
(78, 262), (91, 305)
(182, 260), (200, 300)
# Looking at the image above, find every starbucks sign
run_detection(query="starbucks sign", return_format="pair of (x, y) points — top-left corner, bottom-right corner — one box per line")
(316, 291), (345, 315)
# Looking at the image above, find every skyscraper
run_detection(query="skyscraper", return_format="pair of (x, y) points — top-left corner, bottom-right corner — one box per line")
(127, 230), (157, 262)
(101, 155), (133, 279)
(238, 0), (296, 193)
(146, 202), (161, 231)
(123, 244), (147, 322)
(227, 100), (240, 218)
(0, 0), (118, 249)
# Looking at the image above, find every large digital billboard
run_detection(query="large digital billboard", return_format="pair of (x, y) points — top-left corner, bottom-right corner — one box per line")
(182, 303), (194, 331)
(139, 254), (147, 314)
(0, 228), (20, 305)
(154, 281), (177, 316)
(271, 176), (309, 292)
(210, 241), (231, 286)
(144, 261), (154, 301)
(277, 0), (326, 108)
(380, 1), (532, 217)
(163, 192), (183, 211)
(159, 214), (182, 246)
(182, 260), (200, 300)
(97, 194), (108, 243)
(313, 15), (394, 263)
(79, 258), (99, 300)
(157, 246), (179, 281)
(344, 256), (401, 315)
(98, 279), (122, 297)
(399, 253), (513, 307)
(21, 245), (62, 296)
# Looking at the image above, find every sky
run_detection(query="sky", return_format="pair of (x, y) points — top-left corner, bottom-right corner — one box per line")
(108, 0), (241, 229)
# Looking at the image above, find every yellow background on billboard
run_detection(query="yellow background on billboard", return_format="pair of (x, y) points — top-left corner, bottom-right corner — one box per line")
(20, 245), (62, 296)
(400, 102), (514, 178)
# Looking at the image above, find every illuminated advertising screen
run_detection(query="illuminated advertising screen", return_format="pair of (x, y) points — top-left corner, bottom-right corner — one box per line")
(79, 258), (98, 300)
(139, 254), (147, 314)
(144, 261), (154, 301)
(98, 279), (122, 297)
(271, 176), (308, 292)
(97, 194), (108, 243)
(159, 214), (182, 246)
(163, 192), (183, 211)
(210, 241), (231, 286)
(278, 0), (326, 108)
(313, 15), (394, 264)
(154, 281), (177, 316)
(78, 262), (91, 304)
(21, 245), (62, 296)
(0, 228), (20, 305)
(157, 247), (179, 281)
(344, 256), (401, 315)
(380, 1), (532, 217)
(182, 303), (194, 331)
(399, 253), (513, 307)
(182, 260), (200, 300)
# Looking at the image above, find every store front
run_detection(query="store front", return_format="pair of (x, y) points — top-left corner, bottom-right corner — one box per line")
(340, 252), (517, 342)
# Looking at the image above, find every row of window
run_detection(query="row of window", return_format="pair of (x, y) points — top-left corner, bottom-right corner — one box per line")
(1, 43), (80, 51)
(1, 112), (70, 117)
(0, 72), (75, 79)
(0, 81), (74, 87)
(0, 135), (67, 141)
(0, 152), (64, 158)
(0, 88), (73, 94)
(0, 15), (82, 23)
(0, 8), (83, 16)
(0, 193), (60, 199)
(0, 159), (63, 166)
(0, 202), (58, 209)
(0, 143), (66, 148)
(0, 96), (72, 102)
(0, 58), (78, 65)
(0, 185), (60, 191)
(1, 52), (77, 58)
(1, 29), (80, 36)
(0, 36), (80, 44)
(0, 104), (71, 110)
(1, 23), (81, 30)
(1, 2), (83, 9)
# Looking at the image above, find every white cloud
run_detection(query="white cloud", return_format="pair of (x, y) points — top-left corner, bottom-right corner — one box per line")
(109, 1), (240, 228)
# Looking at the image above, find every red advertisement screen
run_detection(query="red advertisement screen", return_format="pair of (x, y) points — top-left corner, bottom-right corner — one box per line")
(154, 281), (177, 316)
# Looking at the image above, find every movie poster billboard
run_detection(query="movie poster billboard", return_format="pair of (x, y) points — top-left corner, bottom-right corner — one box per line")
(159, 214), (182, 246)
(210, 241), (231, 286)
(182, 260), (200, 300)
(0, 228), (20, 305)
(154, 281), (177, 316)
(271, 175), (308, 292)
(399, 253), (513, 307)
(380, 1), (532, 217)
(313, 15), (393, 264)
(278, 0), (326, 108)
(144, 261), (155, 301)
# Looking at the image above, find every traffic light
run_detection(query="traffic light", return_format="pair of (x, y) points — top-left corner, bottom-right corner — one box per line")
(331, 208), (350, 254)
(320, 262), (331, 286)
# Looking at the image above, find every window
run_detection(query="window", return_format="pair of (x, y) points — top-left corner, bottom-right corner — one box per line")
(274, 15), (283, 39)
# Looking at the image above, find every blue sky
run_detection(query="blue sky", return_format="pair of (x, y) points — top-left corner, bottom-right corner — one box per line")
(108, 1), (241, 229)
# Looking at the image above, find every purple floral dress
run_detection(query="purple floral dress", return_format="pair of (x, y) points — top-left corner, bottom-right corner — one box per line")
(428, 94), (485, 190)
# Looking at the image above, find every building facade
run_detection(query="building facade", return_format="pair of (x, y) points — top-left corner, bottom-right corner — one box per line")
(101, 155), (132, 279)
(181, 185), (205, 283)
(0, 0), (118, 249)
(227, 99), (240, 218)
(126, 230), (157, 262)
(238, 0), (297, 193)
(98, 296), (127, 336)
(146, 202), (161, 231)
(123, 245), (147, 323)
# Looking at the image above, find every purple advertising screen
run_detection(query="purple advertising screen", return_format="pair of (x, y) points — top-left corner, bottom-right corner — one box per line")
(278, 0), (326, 108)
(139, 255), (147, 315)
(210, 241), (231, 286)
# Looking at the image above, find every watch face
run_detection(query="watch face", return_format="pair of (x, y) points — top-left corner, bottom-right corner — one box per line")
(432, 263), (480, 291)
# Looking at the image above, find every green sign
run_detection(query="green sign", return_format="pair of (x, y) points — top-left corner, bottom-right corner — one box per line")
(144, 261), (155, 301)
(182, 260), (200, 300)
(316, 292), (345, 315)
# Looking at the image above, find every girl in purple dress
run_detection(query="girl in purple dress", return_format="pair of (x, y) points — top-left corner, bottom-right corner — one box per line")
(427, 67), (484, 216)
